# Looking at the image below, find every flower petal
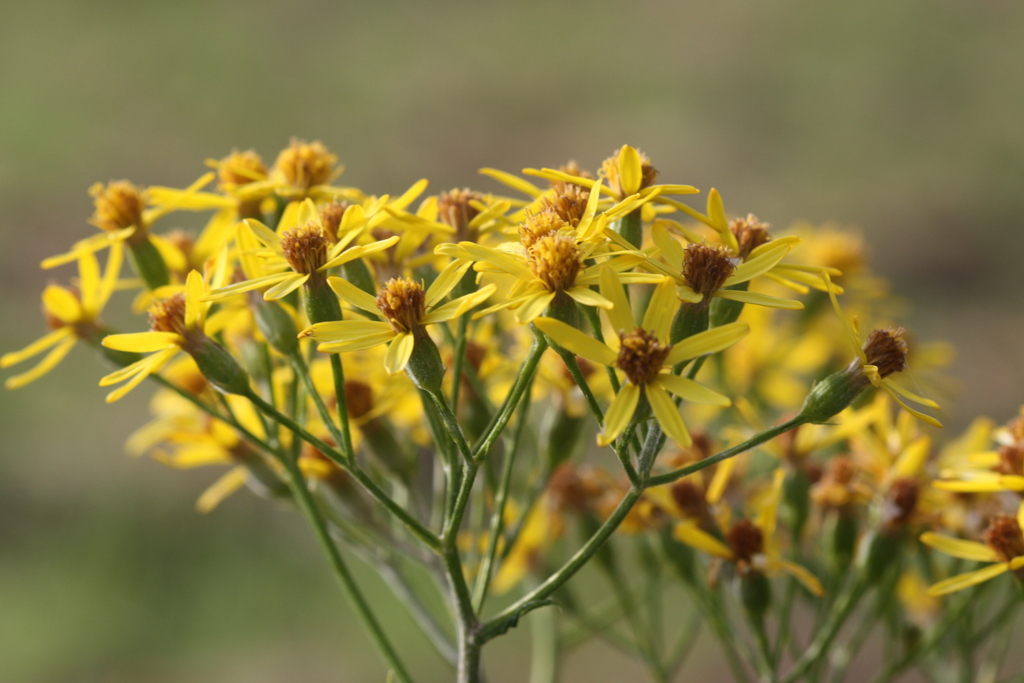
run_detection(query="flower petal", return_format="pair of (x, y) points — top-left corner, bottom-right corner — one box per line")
(656, 374), (732, 407)
(185, 270), (206, 330)
(665, 321), (749, 366)
(3, 336), (77, 389)
(598, 382), (640, 446)
(724, 242), (791, 286)
(599, 267), (636, 333)
(927, 563), (1009, 596)
(641, 278), (677, 343)
(713, 289), (803, 310)
(42, 285), (83, 324)
(425, 259), (473, 307)
(673, 521), (733, 559)
(300, 320), (393, 343)
(533, 317), (617, 366)
(479, 167), (542, 197)
(514, 291), (556, 324)
(263, 273), (310, 300)
(421, 284), (497, 324)
(919, 533), (999, 562)
(384, 333), (415, 374)
(102, 332), (181, 353)
(1, 327), (75, 368)
(647, 381), (692, 447)
(773, 559), (824, 597)
(328, 276), (380, 313)
(565, 286), (612, 310)
(196, 466), (249, 514)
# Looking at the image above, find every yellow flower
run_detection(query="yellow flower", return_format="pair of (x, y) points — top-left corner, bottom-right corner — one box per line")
(920, 502), (1024, 595)
(201, 199), (398, 302)
(673, 469), (824, 595)
(2, 243), (123, 388)
(99, 270), (221, 402)
(933, 408), (1024, 494)
(533, 269), (747, 448)
(298, 262), (497, 374)
(823, 271), (942, 428)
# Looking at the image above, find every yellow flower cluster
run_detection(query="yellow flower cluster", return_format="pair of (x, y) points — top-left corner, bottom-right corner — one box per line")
(6, 140), (1019, 683)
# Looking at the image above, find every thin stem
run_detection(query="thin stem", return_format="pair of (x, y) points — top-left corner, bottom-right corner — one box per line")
(430, 389), (474, 466)
(450, 315), (469, 410)
(279, 453), (414, 683)
(291, 353), (348, 459)
(245, 389), (442, 552)
(781, 578), (868, 683)
(472, 384), (532, 611)
(647, 416), (806, 487)
(328, 353), (356, 458)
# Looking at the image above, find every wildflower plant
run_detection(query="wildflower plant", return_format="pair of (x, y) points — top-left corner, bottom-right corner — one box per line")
(8, 140), (1023, 682)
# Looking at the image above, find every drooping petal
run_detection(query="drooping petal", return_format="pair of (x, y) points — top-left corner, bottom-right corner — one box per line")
(42, 285), (83, 324)
(883, 378), (941, 410)
(383, 333), (415, 374)
(196, 466), (249, 514)
(598, 382), (641, 446)
(884, 384), (943, 428)
(772, 558), (824, 596)
(103, 347), (179, 402)
(673, 521), (733, 559)
(919, 533), (999, 562)
(317, 330), (398, 354)
(599, 266), (635, 333)
(665, 321), (749, 366)
(706, 457), (736, 504)
(300, 320), (393, 343)
(647, 381), (692, 447)
(3, 336), (77, 389)
(514, 291), (557, 324)
(533, 317), (617, 366)
(927, 563), (1009, 596)
(95, 242), (124, 312)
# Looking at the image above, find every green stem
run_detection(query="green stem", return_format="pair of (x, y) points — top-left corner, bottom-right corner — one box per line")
(450, 315), (469, 410)
(279, 454), (414, 683)
(781, 578), (868, 683)
(430, 389), (474, 466)
(472, 386), (532, 611)
(245, 389), (442, 552)
(647, 416), (806, 487)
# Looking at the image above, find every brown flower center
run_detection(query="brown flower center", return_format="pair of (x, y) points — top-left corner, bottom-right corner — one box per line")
(318, 202), (350, 243)
(376, 278), (426, 334)
(616, 328), (670, 386)
(727, 519), (764, 565)
(280, 222), (329, 275)
(995, 445), (1024, 477)
(217, 149), (267, 190)
(90, 180), (146, 232)
(862, 327), (908, 379)
(344, 381), (374, 420)
(683, 244), (735, 298)
(984, 515), (1024, 563)
(520, 209), (570, 250)
(527, 234), (582, 292)
(438, 188), (483, 241)
(883, 477), (920, 528)
(540, 184), (590, 228)
(729, 214), (772, 259)
(671, 481), (710, 521)
(274, 139), (337, 191)
(149, 293), (190, 339)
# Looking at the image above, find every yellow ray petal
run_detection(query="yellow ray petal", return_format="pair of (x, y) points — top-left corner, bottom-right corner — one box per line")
(598, 382), (641, 446)
(533, 317), (617, 366)
(104, 347), (179, 402)
(665, 321), (749, 366)
(893, 436), (931, 478)
(185, 270), (206, 329)
(318, 330), (398, 354)
(196, 466), (249, 514)
(673, 521), (733, 559)
(479, 167), (543, 198)
(933, 479), (1024, 493)
(641, 278), (677, 343)
(102, 331), (181, 353)
(656, 374), (731, 407)
(425, 259), (473, 307)
(202, 272), (288, 301)
(42, 285), (83, 324)
(244, 218), (282, 248)
(651, 222), (685, 272)
(328, 277), (380, 313)
(95, 242), (125, 313)
(617, 145), (643, 196)
(647, 381), (692, 447)
(3, 336), (77, 389)
(514, 291), (557, 324)
(928, 562), (1008, 596)
(773, 558), (824, 597)
(724, 242), (791, 287)
(599, 266), (635, 333)
(263, 273), (309, 301)
(713, 289), (803, 310)
(919, 533), (999, 561)
(421, 284), (497, 324)
(884, 385), (943, 428)
(300, 320), (393, 343)
(565, 286), (612, 310)
(706, 457), (736, 504)
(383, 333), (415, 374)
(883, 378), (941, 410)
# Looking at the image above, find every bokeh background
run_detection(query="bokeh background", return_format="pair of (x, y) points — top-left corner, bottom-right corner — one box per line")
(2, 1), (1023, 681)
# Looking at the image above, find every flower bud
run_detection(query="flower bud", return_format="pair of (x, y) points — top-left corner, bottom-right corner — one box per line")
(798, 370), (863, 424)
(404, 335), (447, 394)
(189, 338), (252, 396)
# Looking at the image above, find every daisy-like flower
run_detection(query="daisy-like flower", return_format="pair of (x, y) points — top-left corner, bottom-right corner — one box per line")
(932, 408), (1024, 494)
(2, 244), (123, 388)
(522, 145), (699, 215)
(533, 269), (748, 447)
(42, 176), (211, 269)
(646, 235), (805, 312)
(823, 272), (942, 428)
(298, 261), (497, 374)
(99, 270), (229, 402)
(920, 502), (1024, 595)
(673, 468), (824, 595)
(200, 199), (398, 303)
(437, 183), (659, 324)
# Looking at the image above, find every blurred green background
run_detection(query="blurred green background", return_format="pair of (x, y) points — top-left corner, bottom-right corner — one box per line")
(2, 1), (1022, 681)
